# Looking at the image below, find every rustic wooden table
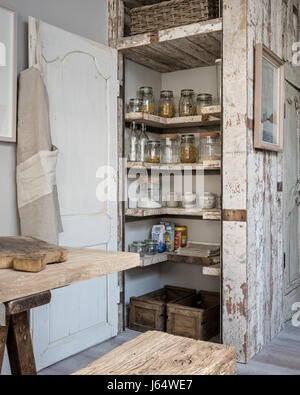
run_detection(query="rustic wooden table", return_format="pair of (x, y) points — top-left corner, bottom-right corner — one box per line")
(0, 247), (141, 376)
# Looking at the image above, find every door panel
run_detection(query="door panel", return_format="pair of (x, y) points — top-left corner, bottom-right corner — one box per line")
(284, 82), (300, 321)
(28, 18), (119, 370)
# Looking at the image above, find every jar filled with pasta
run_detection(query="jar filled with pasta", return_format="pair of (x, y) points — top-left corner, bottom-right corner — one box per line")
(196, 93), (213, 120)
(179, 89), (195, 117)
(180, 135), (197, 163)
(159, 90), (175, 118)
(139, 86), (155, 115)
(147, 140), (161, 163)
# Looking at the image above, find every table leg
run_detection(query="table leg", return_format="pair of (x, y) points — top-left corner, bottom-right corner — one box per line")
(0, 325), (8, 374)
(7, 312), (37, 376)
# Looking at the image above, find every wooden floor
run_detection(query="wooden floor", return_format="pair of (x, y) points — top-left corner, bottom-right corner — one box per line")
(40, 323), (300, 375)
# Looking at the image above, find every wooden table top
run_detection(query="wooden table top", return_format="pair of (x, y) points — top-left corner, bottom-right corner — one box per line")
(74, 331), (237, 375)
(0, 248), (141, 303)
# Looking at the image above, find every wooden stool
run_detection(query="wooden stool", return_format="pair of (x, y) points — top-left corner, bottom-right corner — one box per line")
(74, 331), (236, 375)
(0, 291), (51, 375)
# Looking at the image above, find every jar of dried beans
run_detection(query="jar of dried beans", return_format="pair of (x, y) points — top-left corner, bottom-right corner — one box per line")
(159, 90), (175, 118)
(179, 89), (195, 117)
(139, 86), (155, 115)
(180, 135), (197, 163)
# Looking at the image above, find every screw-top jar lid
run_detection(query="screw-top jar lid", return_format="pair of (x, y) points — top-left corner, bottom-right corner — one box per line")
(160, 134), (178, 140)
(181, 89), (195, 96)
(139, 86), (153, 95)
(197, 93), (213, 100)
(181, 134), (195, 142)
(160, 90), (174, 98)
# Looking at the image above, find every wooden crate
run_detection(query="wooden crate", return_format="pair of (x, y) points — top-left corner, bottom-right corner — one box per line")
(129, 285), (196, 333)
(167, 291), (220, 341)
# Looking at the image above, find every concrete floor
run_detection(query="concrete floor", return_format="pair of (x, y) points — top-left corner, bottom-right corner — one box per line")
(40, 323), (300, 375)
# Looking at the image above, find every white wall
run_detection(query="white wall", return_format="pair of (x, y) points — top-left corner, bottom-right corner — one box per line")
(0, 0), (108, 238)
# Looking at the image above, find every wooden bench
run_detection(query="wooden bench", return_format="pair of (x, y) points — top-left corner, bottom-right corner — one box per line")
(74, 331), (236, 375)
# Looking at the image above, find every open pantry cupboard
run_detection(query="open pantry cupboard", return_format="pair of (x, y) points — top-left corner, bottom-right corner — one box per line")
(109, 0), (226, 355)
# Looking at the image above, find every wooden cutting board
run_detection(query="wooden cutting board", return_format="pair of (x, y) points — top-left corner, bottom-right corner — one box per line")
(0, 237), (69, 270)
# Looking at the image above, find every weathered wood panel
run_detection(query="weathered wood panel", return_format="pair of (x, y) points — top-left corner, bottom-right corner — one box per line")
(74, 331), (236, 375)
(222, 0), (249, 363)
(247, 0), (300, 360)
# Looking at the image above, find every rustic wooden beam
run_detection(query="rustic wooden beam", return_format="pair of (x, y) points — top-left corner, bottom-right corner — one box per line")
(223, 210), (247, 222)
(5, 291), (51, 316)
(7, 312), (37, 376)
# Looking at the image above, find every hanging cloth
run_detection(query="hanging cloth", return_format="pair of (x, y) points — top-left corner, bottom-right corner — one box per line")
(17, 67), (63, 245)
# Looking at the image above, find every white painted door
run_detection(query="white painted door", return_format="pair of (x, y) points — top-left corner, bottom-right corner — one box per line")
(284, 82), (300, 321)
(28, 18), (119, 370)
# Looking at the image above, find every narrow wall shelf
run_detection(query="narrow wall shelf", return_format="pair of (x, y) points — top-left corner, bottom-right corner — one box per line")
(125, 108), (221, 129)
(127, 160), (221, 172)
(140, 253), (220, 269)
(118, 18), (222, 72)
(125, 208), (221, 220)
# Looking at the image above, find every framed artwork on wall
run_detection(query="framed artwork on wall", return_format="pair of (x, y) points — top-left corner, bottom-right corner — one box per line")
(0, 3), (17, 143)
(254, 43), (285, 152)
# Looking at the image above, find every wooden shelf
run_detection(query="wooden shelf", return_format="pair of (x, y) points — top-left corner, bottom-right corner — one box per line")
(202, 264), (221, 277)
(127, 160), (221, 171)
(140, 253), (220, 268)
(125, 108), (221, 129)
(118, 18), (222, 72)
(125, 208), (221, 220)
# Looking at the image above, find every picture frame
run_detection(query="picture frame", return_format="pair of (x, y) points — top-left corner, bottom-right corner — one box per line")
(0, 3), (17, 143)
(254, 43), (285, 152)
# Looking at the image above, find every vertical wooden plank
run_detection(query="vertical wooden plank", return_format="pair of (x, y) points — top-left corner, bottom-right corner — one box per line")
(108, 0), (126, 333)
(7, 312), (37, 375)
(222, 0), (248, 363)
(0, 326), (8, 375)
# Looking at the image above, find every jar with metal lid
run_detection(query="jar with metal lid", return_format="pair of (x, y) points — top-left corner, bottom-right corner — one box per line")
(130, 241), (147, 257)
(139, 86), (155, 115)
(179, 89), (195, 117)
(147, 140), (161, 163)
(128, 122), (140, 162)
(160, 134), (180, 164)
(144, 240), (159, 255)
(198, 133), (221, 162)
(180, 135), (197, 163)
(196, 93), (213, 120)
(128, 98), (143, 113)
(159, 90), (175, 118)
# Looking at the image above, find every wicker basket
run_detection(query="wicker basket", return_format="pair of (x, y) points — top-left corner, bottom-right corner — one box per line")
(129, 0), (220, 36)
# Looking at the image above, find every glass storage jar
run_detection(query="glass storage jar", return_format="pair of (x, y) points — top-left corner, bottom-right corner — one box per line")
(196, 94), (213, 120)
(139, 86), (155, 115)
(198, 133), (221, 162)
(130, 241), (147, 257)
(138, 176), (162, 209)
(144, 240), (159, 255)
(159, 90), (175, 118)
(160, 134), (180, 164)
(180, 135), (197, 163)
(138, 123), (149, 162)
(179, 89), (195, 117)
(128, 98), (143, 113)
(128, 122), (140, 162)
(147, 140), (161, 163)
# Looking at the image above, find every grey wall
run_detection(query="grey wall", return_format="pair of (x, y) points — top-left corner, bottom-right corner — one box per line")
(0, 0), (108, 237)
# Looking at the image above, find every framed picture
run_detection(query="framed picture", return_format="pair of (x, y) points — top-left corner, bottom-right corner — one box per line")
(0, 3), (17, 143)
(254, 43), (285, 152)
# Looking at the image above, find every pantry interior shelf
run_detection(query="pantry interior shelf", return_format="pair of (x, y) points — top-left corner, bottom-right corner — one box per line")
(117, 18), (222, 73)
(140, 253), (221, 270)
(125, 208), (221, 220)
(125, 108), (221, 129)
(126, 160), (221, 172)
